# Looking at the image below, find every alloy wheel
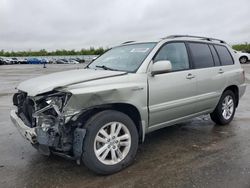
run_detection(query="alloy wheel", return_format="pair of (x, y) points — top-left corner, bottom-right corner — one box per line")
(94, 122), (131, 165)
(222, 95), (234, 120)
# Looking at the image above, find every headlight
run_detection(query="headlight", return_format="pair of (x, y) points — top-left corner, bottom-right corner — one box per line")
(45, 92), (71, 113)
(34, 92), (71, 117)
(46, 96), (64, 110)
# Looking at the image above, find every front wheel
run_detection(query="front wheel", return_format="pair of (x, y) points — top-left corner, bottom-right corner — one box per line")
(210, 90), (236, 125)
(82, 110), (138, 175)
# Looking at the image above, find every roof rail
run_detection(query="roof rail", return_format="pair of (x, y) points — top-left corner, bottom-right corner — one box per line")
(122, 41), (135, 44)
(162, 35), (226, 44)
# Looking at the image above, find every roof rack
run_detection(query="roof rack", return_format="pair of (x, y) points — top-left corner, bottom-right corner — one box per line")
(121, 41), (136, 44)
(162, 35), (226, 44)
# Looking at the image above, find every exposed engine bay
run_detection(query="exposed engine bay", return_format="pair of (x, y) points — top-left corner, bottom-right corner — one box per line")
(13, 91), (86, 161)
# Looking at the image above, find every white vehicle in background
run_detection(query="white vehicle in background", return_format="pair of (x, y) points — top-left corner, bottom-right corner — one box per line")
(238, 51), (250, 64)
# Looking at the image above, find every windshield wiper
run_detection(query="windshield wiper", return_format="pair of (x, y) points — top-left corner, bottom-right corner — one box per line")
(95, 65), (118, 71)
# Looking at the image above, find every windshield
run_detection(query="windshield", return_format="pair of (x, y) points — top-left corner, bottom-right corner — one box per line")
(88, 43), (156, 72)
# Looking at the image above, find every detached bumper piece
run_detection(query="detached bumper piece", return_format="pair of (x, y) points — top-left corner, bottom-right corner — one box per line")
(73, 128), (86, 159)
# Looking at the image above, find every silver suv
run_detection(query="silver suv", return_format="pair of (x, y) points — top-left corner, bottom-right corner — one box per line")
(10, 35), (246, 174)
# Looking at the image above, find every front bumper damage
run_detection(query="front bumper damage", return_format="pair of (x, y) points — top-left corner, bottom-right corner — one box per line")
(10, 110), (37, 144)
(10, 109), (86, 162)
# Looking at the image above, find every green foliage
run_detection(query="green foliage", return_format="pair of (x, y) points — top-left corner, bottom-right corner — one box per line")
(0, 47), (109, 57)
(232, 43), (250, 53)
(2, 43), (248, 57)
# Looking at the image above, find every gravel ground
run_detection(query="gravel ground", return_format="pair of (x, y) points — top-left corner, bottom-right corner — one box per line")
(0, 64), (250, 188)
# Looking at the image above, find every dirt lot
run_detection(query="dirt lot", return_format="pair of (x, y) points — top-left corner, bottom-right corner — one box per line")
(0, 64), (250, 188)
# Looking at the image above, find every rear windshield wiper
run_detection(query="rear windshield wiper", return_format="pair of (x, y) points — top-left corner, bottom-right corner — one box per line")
(95, 65), (119, 71)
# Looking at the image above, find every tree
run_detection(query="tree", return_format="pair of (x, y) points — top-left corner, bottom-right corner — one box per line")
(232, 43), (250, 53)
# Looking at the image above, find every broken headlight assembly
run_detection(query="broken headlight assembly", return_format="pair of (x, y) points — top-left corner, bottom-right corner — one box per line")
(34, 92), (72, 117)
(45, 96), (65, 115)
(33, 92), (72, 134)
(33, 92), (73, 152)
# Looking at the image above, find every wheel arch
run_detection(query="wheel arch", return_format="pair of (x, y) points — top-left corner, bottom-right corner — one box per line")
(223, 85), (239, 107)
(76, 103), (145, 143)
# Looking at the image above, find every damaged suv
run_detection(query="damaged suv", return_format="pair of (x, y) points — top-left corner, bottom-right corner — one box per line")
(11, 35), (246, 174)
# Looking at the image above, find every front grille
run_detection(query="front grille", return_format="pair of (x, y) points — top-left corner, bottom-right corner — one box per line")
(13, 92), (36, 128)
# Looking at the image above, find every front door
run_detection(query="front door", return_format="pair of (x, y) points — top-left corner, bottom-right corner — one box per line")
(148, 42), (197, 129)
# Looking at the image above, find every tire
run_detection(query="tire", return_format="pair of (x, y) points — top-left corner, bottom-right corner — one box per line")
(210, 90), (236, 125)
(82, 110), (139, 175)
(239, 56), (248, 64)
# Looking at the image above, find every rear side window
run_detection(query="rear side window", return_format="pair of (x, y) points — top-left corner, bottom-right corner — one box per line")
(154, 42), (189, 71)
(188, 43), (214, 69)
(214, 45), (234, 65)
(209, 45), (220, 66)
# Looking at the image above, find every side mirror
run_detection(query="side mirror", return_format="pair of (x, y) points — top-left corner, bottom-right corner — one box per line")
(151, 60), (172, 76)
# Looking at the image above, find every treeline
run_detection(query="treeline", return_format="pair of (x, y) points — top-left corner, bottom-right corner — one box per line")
(232, 43), (250, 53)
(0, 47), (108, 57)
(0, 43), (249, 57)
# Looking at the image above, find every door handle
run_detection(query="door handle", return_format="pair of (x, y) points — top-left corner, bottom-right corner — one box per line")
(218, 69), (224, 74)
(186, 73), (195, 79)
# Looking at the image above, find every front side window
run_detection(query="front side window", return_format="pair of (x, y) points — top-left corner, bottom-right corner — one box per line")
(188, 42), (214, 69)
(214, 45), (234, 65)
(154, 42), (189, 71)
(88, 43), (156, 72)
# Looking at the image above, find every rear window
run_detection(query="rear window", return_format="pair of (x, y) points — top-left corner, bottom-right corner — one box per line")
(214, 45), (234, 65)
(188, 43), (214, 69)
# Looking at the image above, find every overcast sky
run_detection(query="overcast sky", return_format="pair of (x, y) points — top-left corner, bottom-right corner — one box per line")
(1, 0), (249, 51)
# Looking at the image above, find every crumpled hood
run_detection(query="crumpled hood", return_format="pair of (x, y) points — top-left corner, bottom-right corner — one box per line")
(17, 68), (126, 96)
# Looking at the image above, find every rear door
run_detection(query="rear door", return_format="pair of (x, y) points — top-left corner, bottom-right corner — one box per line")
(187, 42), (227, 112)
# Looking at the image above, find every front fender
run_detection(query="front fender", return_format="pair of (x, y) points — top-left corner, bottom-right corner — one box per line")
(64, 84), (148, 120)
(62, 74), (149, 137)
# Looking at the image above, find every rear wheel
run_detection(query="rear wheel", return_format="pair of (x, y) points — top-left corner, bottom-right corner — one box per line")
(210, 90), (236, 125)
(82, 110), (138, 175)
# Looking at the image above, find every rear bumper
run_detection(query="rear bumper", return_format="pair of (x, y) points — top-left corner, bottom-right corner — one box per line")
(10, 110), (37, 144)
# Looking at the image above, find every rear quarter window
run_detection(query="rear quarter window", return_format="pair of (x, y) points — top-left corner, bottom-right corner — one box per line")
(214, 45), (234, 65)
(209, 45), (220, 66)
